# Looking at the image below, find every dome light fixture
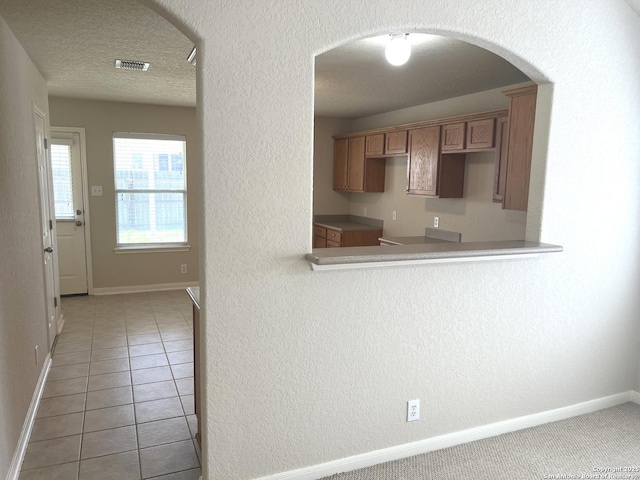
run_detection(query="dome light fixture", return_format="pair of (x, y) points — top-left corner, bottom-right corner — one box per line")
(385, 33), (411, 66)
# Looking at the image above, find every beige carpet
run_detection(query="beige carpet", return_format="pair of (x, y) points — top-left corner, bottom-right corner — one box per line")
(323, 402), (640, 480)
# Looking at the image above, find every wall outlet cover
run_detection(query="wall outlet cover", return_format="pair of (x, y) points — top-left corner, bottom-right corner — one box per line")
(407, 399), (420, 422)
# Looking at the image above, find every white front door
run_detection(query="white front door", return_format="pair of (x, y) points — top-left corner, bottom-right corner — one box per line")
(50, 130), (89, 295)
(34, 108), (58, 350)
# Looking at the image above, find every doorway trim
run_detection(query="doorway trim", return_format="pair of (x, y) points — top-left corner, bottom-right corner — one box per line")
(50, 126), (94, 296)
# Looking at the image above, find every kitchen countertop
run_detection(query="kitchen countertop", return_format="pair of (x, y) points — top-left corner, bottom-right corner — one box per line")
(306, 240), (563, 270)
(379, 236), (450, 245)
(314, 214), (383, 232)
(379, 227), (462, 245)
(314, 221), (383, 232)
(186, 286), (199, 310)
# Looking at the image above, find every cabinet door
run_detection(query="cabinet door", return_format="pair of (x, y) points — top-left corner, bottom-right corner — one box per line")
(407, 127), (440, 196)
(313, 236), (327, 248)
(313, 225), (327, 238)
(333, 138), (348, 191)
(342, 229), (383, 247)
(326, 229), (342, 244)
(503, 86), (537, 211)
(347, 136), (365, 191)
(385, 130), (408, 155)
(466, 118), (495, 149)
(365, 134), (384, 156)
(441, 123), (465, 151)
(493, 117), (509, 203)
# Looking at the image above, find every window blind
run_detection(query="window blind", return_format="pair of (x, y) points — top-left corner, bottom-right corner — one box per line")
(50, 143), (75, 219)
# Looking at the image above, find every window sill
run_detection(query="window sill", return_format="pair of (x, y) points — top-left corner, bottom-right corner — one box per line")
(305, 240), (563, 271)
(114, 244), (191, 255)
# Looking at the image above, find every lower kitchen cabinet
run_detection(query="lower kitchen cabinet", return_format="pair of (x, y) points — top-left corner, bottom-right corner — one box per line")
(313, 224), (327, 248)
(313, 224), (382, 248)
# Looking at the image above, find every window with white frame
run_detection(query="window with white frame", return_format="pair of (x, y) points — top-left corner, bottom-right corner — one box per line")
(50, 140), (75, 219)
(113, 133), (187, 246)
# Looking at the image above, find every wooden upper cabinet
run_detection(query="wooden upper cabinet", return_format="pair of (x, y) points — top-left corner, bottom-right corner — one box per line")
(493, 116), (509, 203)
(466, 118), (495, 149)
(408, 126), (465, 198)
(385, 130), (408, 155)
(365, 134), (385, 156)
(333, 138), (348, 191)
(407, 127), (441, 196)
(333, 136), (385, 192)
(503, 85), (537, 211)
(441, 123), (465, 151)
(347, 136), (366, 192)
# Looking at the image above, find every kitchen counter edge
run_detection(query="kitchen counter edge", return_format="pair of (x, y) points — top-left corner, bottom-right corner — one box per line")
(306, 240), (563, 267)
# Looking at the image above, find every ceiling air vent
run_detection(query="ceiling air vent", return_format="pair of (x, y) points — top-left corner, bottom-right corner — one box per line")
(115, 59), (150, 71)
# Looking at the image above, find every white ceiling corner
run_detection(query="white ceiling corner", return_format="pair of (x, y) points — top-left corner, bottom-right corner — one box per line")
(0, 0), (196, 107)
(625, 0), (640, 16)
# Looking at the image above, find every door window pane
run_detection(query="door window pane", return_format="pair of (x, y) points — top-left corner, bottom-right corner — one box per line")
(51, 144), (74, 219)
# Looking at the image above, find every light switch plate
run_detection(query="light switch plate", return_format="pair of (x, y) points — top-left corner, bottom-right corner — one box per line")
(91, 186), (103, 196)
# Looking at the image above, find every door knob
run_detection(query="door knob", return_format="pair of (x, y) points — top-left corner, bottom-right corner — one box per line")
(44, 247), (53, 253)
(75, 221), (83, 226)
(76, 209), (82, 215)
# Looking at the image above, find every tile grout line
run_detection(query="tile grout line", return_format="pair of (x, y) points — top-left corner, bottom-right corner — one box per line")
(77, 307), (95, 479)
(22, 291), (198, 479)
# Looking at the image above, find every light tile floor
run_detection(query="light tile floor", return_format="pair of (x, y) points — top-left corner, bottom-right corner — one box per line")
(19, 290), (201, 480)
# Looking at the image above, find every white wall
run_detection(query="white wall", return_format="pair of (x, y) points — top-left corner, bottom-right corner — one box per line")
(148, 1), (640, 479)
(48, 97), (201, 290)
(313, 117), (351, 215)
(349, 86), (510, 131)
(0, 14), (51, 479)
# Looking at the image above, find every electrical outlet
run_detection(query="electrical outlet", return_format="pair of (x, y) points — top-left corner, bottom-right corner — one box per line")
(407, 399), (420, 422)
(434, 216), (439, 228)
(392, 210), (397, 221)
(363, 207), (367, 216)
(91, 186), (103, 196)
(180, 264), (187, 274)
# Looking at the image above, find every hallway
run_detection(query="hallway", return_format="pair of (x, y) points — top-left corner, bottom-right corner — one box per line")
(18, 290), (201, 480)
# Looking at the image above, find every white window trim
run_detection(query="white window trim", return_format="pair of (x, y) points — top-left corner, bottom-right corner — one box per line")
(113, 132), (188, 248)
(114, 244), (191, 254)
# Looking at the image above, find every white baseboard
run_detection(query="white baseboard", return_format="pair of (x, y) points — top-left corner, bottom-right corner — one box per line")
(6, 353), (52, 480)
(257, 391), (637, 480)
(93, 281), (198, 296)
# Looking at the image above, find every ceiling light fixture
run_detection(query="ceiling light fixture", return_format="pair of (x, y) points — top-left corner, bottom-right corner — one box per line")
(187, 46), (197, 67)
(115, 59), (150, 71)
(385, 34), (411, 66)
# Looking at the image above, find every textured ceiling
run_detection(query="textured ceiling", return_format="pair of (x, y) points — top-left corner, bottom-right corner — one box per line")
(0, 0), (196, 107)
(0, 2), (529, 116)
(315, 34), (530, 119)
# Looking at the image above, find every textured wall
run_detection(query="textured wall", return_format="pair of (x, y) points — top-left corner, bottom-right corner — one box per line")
(147, 1), (640, 479)
(49, 98), (201, 290)
(0, 14), (51, 479)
